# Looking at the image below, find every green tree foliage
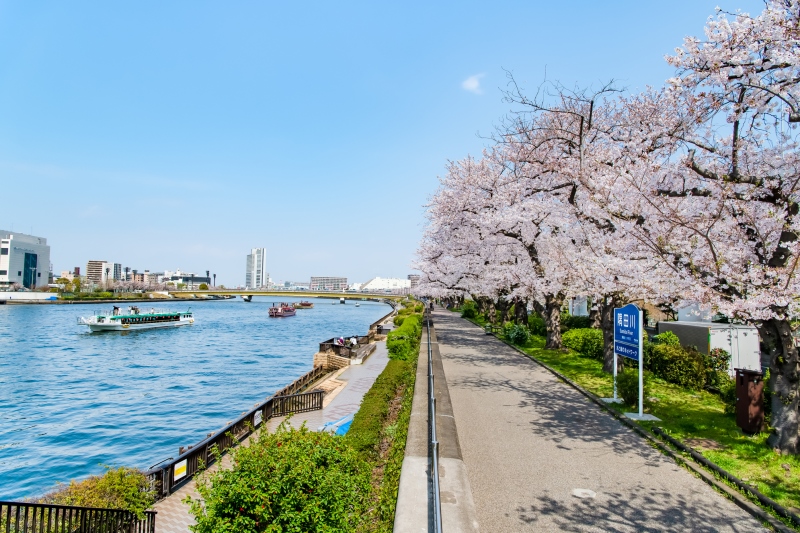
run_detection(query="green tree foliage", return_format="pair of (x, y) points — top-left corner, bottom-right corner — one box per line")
(40, 467), (154, 518)
(198, 283), (209, 290)
(187, 424), (371, 533)
(562, 328), (604, 359)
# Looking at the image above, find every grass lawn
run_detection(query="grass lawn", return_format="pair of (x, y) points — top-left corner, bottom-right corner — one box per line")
(512, 333), (800, 512)
(446, 308), (800, 512)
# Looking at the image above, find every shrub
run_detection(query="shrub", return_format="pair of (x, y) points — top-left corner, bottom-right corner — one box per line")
(187, 424), (371, 533)
(652, 330), (680, 347)
(704, 348), (731, 389)
(561, 315), (593, 331)
(461, 305), (477, 319)
(528, 315), (547, 336)
(649, 344), (706, 389)
(506, 324), (530, 345)
(617, 370), (651, 406)
(393, 315), (406, 326)
(387, 314), (422, 361)
(198, 283), (209, 290)
(562, 328), (604, 359)
(719, 375), (737, 415)
(41, 467), (154, 518)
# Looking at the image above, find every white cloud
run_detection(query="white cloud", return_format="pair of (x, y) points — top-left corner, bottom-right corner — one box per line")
(461, 73), (485, 94)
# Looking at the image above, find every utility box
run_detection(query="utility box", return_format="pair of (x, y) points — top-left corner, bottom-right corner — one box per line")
(735, 369), (765, 434)
(657, 321), (761, 377)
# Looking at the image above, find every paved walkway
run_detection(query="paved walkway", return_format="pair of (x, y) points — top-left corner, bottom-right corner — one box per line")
(153, 341), (390, 533)
(432, 308), (766, 532)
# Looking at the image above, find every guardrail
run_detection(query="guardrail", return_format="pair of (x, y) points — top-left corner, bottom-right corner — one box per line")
(427, 311), (443, 533)
(146, 386), (324, 500)
(0, 501), (156, 533)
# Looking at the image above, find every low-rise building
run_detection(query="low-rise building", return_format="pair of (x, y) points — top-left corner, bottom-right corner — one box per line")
(361, 277), (412, 292)
(0, 231), (51, 289)
(310, 276), (347, 291)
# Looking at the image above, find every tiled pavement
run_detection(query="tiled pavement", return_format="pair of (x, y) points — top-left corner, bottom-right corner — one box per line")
(152, 340), (390, 533)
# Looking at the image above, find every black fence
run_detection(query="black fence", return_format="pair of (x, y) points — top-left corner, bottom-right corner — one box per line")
(146, 386), (324, 500)
(0, 501), (156, 533)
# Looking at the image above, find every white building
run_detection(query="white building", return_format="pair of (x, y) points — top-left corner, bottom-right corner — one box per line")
(245, 248), (268, 289)
(361, 277), (412, 292)
(310, 276), (347, 291)
(0, 231), (51, 290)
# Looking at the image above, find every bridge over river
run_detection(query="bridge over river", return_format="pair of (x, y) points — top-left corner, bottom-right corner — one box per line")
(167, 289), (406, 301)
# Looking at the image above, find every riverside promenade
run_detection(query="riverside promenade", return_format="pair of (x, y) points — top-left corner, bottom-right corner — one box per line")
(431, 308), (766, 532)
(152, 340), (391, 533)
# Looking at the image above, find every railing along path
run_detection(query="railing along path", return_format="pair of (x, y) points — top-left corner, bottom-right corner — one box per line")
(0, 501), (156, 533)
(427, 309), (443, 533)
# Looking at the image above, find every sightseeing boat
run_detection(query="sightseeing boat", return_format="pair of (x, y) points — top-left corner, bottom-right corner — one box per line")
(293, 301), (314, 309)
(78, 306), (194, 332)
(269, 303), (297, 317)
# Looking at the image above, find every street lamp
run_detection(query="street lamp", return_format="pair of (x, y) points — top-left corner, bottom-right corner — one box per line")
(213, 273), (216, 287)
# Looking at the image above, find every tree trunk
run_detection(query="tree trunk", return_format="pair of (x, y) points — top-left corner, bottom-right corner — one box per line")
(601, 293), (625, 374)
(544, 293), (565, 349)
(515, 297), (529, 325)
(488, 300), (497, 325)
(531, 299), (545, 316)
(589, 299), (602, 329)
(497, 299), (511, 324)
(760, 318), (800, 454)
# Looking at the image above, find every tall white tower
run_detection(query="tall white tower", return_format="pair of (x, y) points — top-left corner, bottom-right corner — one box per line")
(245, 248), (267, 289)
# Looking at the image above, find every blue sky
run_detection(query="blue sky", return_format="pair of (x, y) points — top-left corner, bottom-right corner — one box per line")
(0, 0), (763, 286)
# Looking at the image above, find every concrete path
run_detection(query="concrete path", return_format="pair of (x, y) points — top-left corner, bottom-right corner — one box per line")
(433, 308), (766, 532)
(153, 341), (390, 533)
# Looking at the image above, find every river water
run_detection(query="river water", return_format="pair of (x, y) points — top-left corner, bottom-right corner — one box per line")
(0, 297), (390, 499)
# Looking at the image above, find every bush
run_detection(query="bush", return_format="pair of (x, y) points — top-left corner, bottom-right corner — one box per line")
(528, 315), (547, 336)
(720, 375), (737, 415)
(393, 315), (405, 326)
(562, 328), (604, 359)
(561, 315), (593, 331)
(198, 283), (209, 290)
(41, 467), (154, 518)
(461, 305), (477, 319)
(187, 424), (371, 533)
(649, 344), (706, 389)
(704, 348), (731, 389)
(652, 330), (680, 346)
(387, 314), (422, 361)
(617, 370), (651, 406)
(506, 324), (530, 345)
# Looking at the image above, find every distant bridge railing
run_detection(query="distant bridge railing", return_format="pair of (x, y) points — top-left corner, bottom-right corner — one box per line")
(145, 384), (324, 500)
(0, 501), (156, 533)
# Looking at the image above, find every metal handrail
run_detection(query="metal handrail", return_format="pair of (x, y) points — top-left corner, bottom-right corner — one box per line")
(427, 310), (443, 533)
(0, 501), (156, 533)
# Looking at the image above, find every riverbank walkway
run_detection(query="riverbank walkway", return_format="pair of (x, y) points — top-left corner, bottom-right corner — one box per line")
(431, 307), (766, 532)
(152, 341), (390, 533)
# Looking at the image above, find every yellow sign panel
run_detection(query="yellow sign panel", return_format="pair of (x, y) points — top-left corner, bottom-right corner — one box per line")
(174, 459), (188, 481)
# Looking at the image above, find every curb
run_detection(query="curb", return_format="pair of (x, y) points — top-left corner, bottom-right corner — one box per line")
(465, 317), (797, 533)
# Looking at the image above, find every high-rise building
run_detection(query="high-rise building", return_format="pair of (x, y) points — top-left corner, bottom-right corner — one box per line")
(0, 231), (51, 289)
(245, 248), (267, 289)
(86, 260), (107, 284)
(310, 276), (347, 291)
(408, 274), (420, 289)
(113, 263), (122, 281)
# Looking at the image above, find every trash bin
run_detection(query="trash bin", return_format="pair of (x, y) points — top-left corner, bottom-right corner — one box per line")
(735, 368), (765, 434)
(377, 325), (383, 334)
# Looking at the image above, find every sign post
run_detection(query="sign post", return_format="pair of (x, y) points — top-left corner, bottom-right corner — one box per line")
(612, 303), (659, 421)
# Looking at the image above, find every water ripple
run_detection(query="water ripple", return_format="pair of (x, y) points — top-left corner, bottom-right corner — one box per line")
(0, 297), (389, 499)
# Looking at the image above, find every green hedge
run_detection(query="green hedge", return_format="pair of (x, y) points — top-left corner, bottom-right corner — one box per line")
(562, 328), (603, 359)
(561, 315), (593, 331)
(386, 314), (422, 361)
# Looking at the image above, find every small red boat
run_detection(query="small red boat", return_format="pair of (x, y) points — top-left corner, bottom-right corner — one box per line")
(269, 303), (297, 317)
(293, 300), (314, 309)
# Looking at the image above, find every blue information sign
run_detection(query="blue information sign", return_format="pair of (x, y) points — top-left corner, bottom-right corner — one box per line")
(614, 303), (641, 361)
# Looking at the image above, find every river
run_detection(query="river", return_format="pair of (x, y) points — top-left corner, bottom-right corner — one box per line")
(0, 297), (390, 499)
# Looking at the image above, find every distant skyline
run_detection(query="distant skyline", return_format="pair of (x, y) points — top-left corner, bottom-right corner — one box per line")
(0, 1), (763, 286)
